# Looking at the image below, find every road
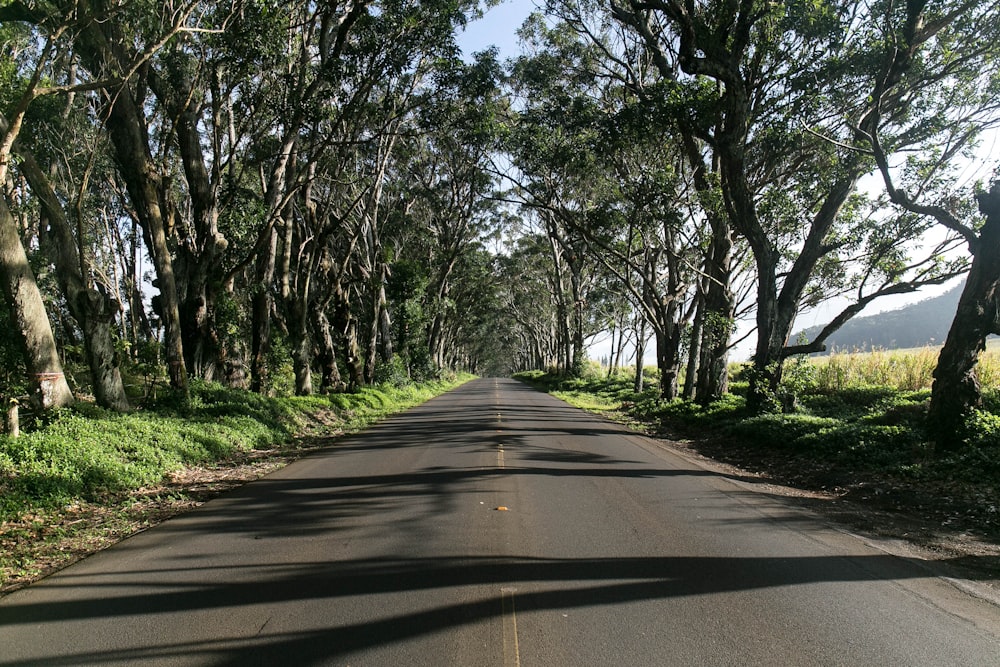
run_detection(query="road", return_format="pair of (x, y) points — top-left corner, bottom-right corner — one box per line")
(1, 377), (998, 665)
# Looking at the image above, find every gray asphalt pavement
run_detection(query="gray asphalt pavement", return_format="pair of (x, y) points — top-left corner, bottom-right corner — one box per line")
(1, 377), (998, 665)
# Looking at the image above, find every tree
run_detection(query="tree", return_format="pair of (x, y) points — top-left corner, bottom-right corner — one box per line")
(0, 15), (87, 409)
(835, 0), (1000, 449)
(926, 183), (1000, 450)
(0, 194), (74, 409)
(609, 0), (977, 410)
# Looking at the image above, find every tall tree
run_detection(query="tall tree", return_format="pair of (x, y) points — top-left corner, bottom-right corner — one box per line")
(610, 0), (974, 409)
(926, 183), (1000, 451)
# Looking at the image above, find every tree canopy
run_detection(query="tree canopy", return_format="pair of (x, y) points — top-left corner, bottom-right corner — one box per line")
(0, 0), (998, 452)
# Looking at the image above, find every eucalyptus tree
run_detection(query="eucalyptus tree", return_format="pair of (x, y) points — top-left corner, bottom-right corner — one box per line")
(0, 12), (129, 409)
(533, 0), (738, 402)
(835, 0), (1000, 450)
(607, 0), (975, 410)
(1, 0), (226, 393)
(404, 52), (505, 371)
(430, 243), (508, 374)
(14, 143), (131, 411)
(258, 1), (490, 393)
(925, 183), (1000, 450)
(504, 20), (619, 377)
(507, 13), (712, 397)
(497, 233), (564, 372)
(0, 191), (75, 409)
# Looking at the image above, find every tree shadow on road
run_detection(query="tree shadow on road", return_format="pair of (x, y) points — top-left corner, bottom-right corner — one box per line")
(0, 550), (978, 666)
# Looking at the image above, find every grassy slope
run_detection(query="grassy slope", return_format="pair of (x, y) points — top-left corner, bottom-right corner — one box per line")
(0, 376), (472, 594)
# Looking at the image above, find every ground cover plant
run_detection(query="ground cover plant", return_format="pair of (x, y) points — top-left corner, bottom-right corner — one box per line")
(516, 350), (1000, 563)
(0, 375), (471, 594)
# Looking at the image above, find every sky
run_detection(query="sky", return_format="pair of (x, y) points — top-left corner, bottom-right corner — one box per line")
(454, 1), (996, 366)
(456, 1), (537, 60)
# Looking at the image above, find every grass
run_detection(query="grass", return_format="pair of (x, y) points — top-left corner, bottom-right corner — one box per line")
(809, 345), (1000, 391)
(516, 352), (1000, 546)
(0, 374), (472, 592)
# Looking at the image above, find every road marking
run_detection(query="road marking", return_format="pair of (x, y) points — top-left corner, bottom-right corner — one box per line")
(501, 587), (521, 667)
(497, 444), (505, 469)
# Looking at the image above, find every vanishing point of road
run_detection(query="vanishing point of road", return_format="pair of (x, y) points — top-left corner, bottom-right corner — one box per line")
(1, 378), (998, 665)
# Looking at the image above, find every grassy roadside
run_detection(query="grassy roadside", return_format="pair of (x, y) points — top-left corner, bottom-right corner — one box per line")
(515, 369), (1000, 570)
(0, 375), (472, 595)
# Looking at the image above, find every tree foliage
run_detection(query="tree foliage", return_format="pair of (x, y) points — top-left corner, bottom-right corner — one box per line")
(0, 0), (997, 458)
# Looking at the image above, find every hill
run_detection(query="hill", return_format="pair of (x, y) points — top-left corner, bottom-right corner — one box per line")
(794, 284), (964, 354)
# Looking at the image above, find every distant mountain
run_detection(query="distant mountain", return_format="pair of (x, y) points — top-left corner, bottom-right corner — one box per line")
(793, 284), (965, 354)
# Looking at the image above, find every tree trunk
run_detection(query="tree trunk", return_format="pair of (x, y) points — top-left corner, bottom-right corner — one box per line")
(683, 293), (704, 400)
(312, 307), (343, 392)
(570, 262), (586, 373)
(18, 150), (129, 411)
(103, 96), (187, 393)
(928, 184), (1000, 452)
(286, 295), (312, 396)
(334, 281), (364, 390)
(364, 297), (379, 384)
(251, 227), (278, 394)
(695, 216), (735, 404)
(654, 323), (681, 401)
(379, 288), (393, 364)
(0, 195), (74, 409)
(634, 316), (646, 394)
(149, 67), (228, 382)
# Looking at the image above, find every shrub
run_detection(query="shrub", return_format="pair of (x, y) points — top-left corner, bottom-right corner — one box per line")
(728, 413), (840, 448)
(374, 355), (410, 387)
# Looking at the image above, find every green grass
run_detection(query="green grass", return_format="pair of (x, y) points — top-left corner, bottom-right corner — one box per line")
(0, 375), (472, 523)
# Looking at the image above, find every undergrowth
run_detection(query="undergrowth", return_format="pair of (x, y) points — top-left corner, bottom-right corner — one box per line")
(0, 376), (471, 524)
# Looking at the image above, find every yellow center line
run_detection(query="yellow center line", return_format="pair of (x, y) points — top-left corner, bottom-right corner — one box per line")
(501, 587), (521, 667)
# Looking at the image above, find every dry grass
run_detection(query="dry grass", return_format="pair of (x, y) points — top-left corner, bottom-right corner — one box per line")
(809, 345), (1000, 392)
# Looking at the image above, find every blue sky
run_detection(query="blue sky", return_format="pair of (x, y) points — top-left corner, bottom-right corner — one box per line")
(457, 0), (537, 60)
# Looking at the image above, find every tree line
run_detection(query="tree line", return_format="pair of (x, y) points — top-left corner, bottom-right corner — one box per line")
(498, 0), (1000, 454)
(1, 0), (999, 455)
(0, 0), (519, 411)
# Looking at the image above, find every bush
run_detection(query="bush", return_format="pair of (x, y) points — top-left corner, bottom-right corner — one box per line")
(373, 355), (410, 387)
(729, 413), (840, 448)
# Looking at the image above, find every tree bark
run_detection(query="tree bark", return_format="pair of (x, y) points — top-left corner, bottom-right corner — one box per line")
(927, 184), (1000, 452)
(683, 293), (704, 400)
(288, 296), (312, 396)
(312, 307), (343, 392)
(334, 280), (364, 390)
(251, 227), (278, 394)
(633, 315), (646, 394)
(695, 210), (735, 404)
(654, 324), (680, 401)
(0, 195), (74, 409)
(65, 17), (189, 393)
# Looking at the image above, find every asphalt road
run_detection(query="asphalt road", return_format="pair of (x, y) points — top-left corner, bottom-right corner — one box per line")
(1, 377), (999, 666)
